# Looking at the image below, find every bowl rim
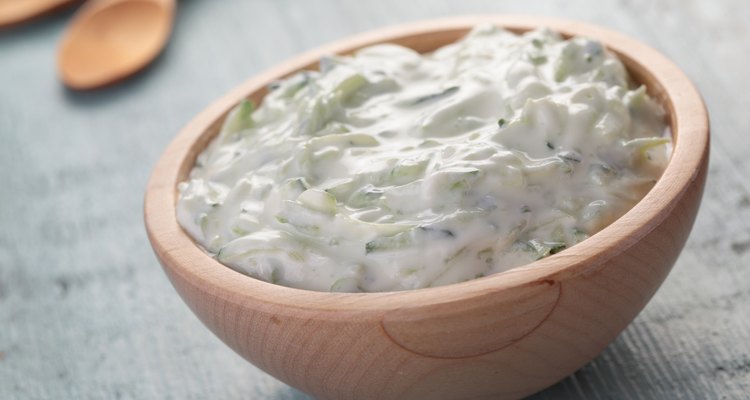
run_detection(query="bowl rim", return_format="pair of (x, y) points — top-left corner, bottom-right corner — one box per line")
(144, 15), (709, 311)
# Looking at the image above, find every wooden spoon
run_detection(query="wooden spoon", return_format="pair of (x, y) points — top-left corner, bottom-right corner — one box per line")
(57, 0), (175, 90)
(0, 0), (79, 29)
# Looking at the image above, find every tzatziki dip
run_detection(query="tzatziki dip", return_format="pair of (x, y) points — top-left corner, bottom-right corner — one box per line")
(177, 25), (670, 292)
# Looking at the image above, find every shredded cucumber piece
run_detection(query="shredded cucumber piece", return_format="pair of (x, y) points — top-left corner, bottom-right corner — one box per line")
(329, 264), (365, 292)
(300, 70), (368, 135)
(275, 200), (328, 236)
(297, 189), (337, 215)
(427, 168), (482, 193)
(365, 224), (456, 254)
(340, 214), (415, 237)
(624, 137), (670, 151)
(388, 159), (429, 185)
(271, 71), (312, 98)
(330, 277), (360, 292)
(336, 73), (368, 99)
(221, 100), (255, 138)
(307, 133), (379, 150)
(347, 184), (384, 208)
(365, 230), (414, 254)
(589, 163), (618, 185)
(520, 239), (567, 260)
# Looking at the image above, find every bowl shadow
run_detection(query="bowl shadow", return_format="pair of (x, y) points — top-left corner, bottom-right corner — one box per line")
(527, 326), (681, 399)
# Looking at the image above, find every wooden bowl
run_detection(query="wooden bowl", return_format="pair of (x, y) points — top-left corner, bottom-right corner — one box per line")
(144, 15), (709, 400)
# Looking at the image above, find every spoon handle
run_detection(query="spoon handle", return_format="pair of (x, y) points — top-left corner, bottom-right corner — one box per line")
(0, 0), (79, 29)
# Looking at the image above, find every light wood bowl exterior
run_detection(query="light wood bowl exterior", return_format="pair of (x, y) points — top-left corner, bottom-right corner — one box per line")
(144, 16), (709, 400)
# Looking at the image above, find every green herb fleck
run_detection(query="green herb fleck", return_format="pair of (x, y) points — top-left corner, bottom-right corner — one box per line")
(365, 230), (414, 254)
(497, 118), (506, 128)
(418, 226), (455, 238)
(412, 86), (459, 105)
(558, 151), (581, 163)
(550, 243), (567, 255)
(267, 81), (282, 91)
(478, 248), (494, 264)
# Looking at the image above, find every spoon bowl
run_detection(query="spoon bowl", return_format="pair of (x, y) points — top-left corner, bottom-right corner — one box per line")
(145, 16), (709, 399)
(57, 0), (174, 90)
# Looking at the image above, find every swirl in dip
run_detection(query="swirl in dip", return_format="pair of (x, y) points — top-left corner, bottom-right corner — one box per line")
(176, 25), (670, 292)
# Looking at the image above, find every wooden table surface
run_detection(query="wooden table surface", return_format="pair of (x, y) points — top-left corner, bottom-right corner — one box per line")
(1, 0), (748, 399)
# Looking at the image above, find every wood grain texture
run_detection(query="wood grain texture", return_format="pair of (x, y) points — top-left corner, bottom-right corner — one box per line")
(0, 0), (746, 399)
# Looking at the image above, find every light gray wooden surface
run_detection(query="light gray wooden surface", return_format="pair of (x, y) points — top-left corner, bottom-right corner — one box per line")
(1, 0), (748, 399)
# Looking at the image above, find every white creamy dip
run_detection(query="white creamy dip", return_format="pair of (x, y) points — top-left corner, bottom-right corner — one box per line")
(177, 25), (670, 292)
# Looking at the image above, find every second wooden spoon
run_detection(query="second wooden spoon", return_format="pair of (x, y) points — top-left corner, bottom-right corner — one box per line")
(0, 0), (79, 29)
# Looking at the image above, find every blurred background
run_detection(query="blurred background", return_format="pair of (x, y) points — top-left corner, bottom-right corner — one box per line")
(1, 0), (748, 399)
